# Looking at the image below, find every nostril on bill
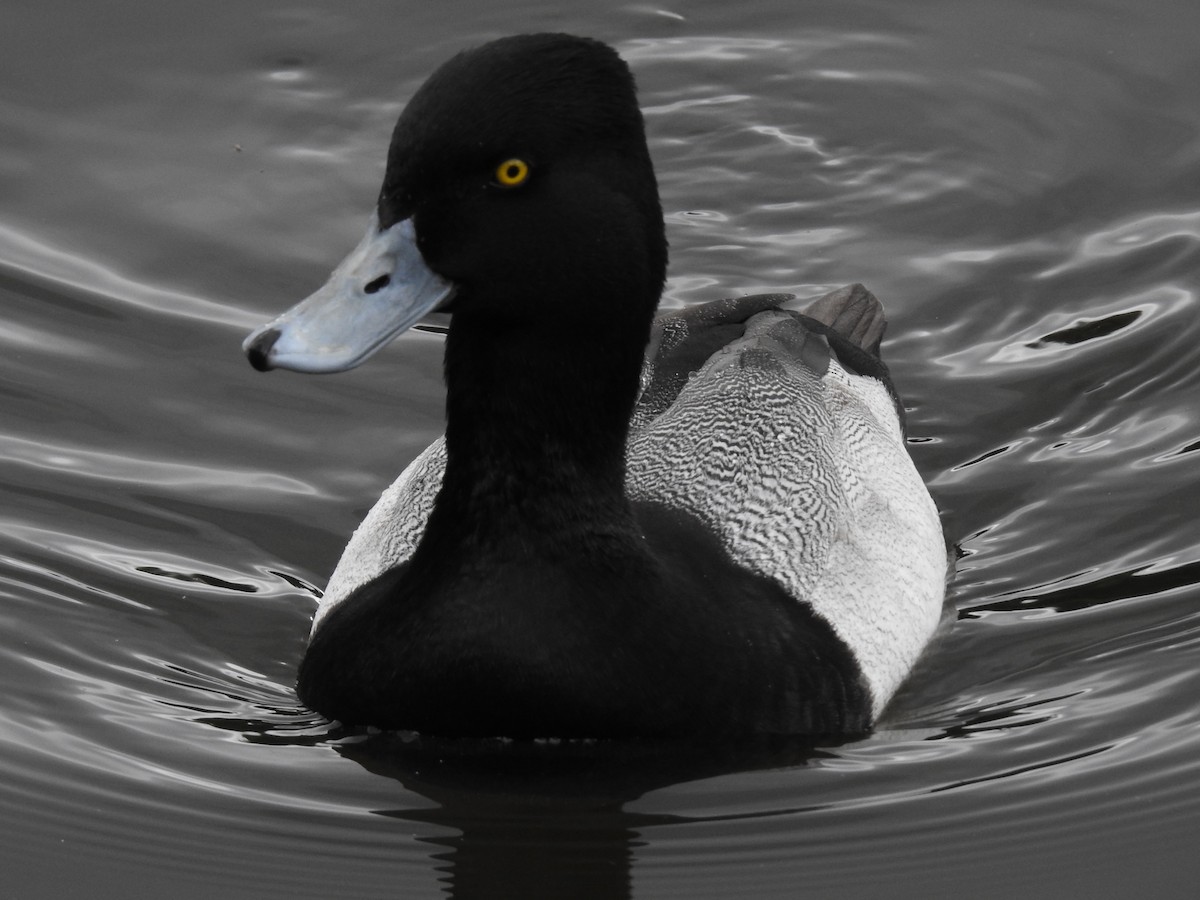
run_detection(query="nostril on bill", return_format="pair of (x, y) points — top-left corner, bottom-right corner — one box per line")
(364, 275), (391, 295)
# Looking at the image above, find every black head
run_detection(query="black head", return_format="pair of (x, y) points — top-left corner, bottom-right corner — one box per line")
(376, 34), (667, 322)
(243, 35), (668, 374)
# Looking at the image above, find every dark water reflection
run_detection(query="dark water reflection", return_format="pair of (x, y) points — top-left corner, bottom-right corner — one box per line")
(3, 0), (1200, 897)
(343, 736), (834, 900)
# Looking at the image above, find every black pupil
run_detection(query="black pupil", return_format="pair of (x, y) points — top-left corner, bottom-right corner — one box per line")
(505, 164), (520, 180)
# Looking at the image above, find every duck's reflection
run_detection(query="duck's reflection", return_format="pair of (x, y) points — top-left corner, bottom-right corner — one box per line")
(339, 733), (834, 900)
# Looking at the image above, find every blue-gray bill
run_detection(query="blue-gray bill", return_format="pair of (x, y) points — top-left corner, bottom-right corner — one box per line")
(243, 215), (453, 373)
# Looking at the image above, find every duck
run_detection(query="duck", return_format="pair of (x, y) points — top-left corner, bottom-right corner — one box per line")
(243, 33), (947, 740)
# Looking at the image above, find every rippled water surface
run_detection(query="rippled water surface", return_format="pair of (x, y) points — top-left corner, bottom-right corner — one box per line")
(4, 0), (1200, 897)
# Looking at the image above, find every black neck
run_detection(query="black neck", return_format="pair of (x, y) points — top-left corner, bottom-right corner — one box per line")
(414, 302), (652, 559)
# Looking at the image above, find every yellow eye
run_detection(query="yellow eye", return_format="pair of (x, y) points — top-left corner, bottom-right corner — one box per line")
(495, 158), (530, 187)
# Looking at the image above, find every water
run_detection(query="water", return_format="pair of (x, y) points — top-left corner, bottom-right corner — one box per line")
(3, 0), (1200, 896)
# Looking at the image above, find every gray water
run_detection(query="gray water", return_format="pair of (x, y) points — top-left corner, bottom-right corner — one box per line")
(3, 0), (1200, 897)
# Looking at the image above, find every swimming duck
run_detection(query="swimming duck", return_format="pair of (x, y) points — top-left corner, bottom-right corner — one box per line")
(244, 33), (947, 739)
